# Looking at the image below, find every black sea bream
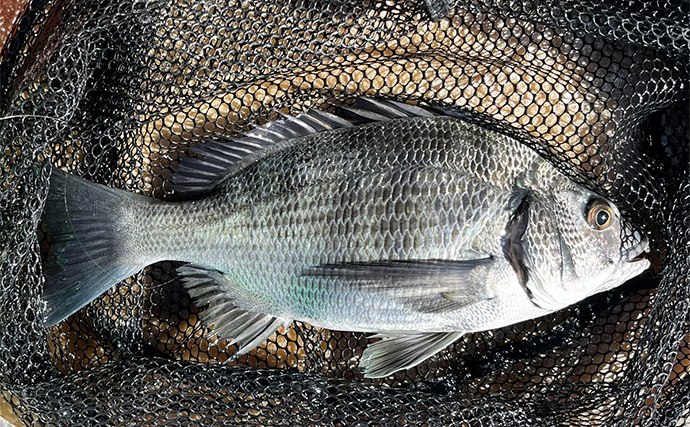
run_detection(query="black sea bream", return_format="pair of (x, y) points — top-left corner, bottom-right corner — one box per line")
(43, 99), (649, 377)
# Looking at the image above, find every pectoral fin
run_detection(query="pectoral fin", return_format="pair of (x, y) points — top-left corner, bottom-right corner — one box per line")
(177, 264), (287, 354)
(303, 259), (495, 314)
(360, 331), (465, 378)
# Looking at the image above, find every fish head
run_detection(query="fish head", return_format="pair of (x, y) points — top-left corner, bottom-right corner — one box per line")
(525, 184), (650, 311)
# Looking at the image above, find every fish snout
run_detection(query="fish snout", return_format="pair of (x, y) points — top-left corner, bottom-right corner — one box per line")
(620, 220), (649, 262)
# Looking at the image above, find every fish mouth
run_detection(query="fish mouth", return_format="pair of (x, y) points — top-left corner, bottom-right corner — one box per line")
(624, 236), (650, 263)
(619, 217), (650, 263)
(630, 252), (648, 262)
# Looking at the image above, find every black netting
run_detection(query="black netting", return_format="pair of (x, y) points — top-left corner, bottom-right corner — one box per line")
(0, 0), (688, 425)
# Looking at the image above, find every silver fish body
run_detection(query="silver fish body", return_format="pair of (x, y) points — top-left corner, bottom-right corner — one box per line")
(43, 99), (650, 378)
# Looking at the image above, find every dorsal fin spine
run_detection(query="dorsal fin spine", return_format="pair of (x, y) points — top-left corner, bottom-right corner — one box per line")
(173, 98), (437, 197)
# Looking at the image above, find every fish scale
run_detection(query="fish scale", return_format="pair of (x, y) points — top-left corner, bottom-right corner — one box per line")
(42, 99), (650, 378)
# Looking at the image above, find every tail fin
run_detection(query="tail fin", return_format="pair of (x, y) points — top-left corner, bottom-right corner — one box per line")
(42, 168), (151, 326)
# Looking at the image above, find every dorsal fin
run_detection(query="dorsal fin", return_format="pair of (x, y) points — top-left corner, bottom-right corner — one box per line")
(173, 98), (439, 197)
(343, 97), (437, 121)
(173, 109), (353, 197)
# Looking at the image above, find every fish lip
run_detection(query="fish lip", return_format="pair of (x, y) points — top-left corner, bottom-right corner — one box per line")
(625, 237), (650, 262)
(630, 251), (649, 262)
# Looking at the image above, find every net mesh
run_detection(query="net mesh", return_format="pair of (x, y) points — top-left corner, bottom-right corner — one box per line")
(0, 0), (688, 425)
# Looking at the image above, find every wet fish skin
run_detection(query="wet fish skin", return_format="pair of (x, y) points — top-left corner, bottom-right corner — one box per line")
(127, 118), (545, 332)
(43, 99), (650, 378)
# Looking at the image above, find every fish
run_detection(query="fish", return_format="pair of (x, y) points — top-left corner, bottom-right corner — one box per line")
(42, 98), (650, 378)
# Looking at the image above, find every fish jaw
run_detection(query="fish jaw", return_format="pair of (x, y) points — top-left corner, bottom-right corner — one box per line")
(620, 218), (650, 262)
(529, 256), (651, 313)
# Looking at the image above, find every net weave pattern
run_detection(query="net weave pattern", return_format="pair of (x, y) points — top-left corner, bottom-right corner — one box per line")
(0, 0), (688, 425)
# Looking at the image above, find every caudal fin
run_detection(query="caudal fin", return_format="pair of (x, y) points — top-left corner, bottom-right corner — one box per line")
(42, 168), (150, 326)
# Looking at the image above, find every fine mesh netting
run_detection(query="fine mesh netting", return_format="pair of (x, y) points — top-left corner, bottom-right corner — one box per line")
(0, 0), (688, 425)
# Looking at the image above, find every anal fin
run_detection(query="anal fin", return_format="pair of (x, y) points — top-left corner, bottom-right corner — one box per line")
(360, 331), (464, 378)
(177, 264), (287, 354)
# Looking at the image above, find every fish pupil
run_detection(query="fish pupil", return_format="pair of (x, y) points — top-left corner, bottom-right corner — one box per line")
(596, 210), (610, 227)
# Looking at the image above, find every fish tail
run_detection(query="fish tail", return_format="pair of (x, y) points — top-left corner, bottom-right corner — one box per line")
(42, 168), (151, 326)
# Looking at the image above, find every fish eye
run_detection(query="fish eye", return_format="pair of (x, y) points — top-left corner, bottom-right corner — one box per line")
(586, 199), (614, 230)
